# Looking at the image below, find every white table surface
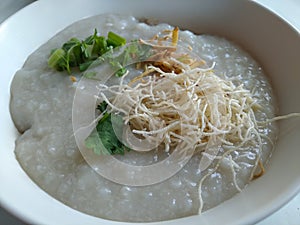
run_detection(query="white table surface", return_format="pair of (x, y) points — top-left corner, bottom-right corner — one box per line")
(0, 0), (299, 224)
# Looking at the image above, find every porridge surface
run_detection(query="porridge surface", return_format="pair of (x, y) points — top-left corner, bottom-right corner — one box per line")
(10, 14), (277, 222)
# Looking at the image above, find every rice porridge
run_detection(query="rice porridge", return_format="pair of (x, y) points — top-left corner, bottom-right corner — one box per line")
(10, 14), (277, 222)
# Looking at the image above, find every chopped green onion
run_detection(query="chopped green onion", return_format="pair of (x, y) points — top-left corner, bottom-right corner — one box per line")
(48, 30), (127, 74)
(107, 31), (126, 47)
(48, 48), (66, 70)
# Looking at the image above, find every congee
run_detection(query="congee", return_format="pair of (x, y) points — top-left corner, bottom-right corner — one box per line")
(10, 14), (278, 222)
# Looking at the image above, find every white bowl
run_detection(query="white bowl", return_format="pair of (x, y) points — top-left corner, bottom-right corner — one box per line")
(1, 0), (299, 224)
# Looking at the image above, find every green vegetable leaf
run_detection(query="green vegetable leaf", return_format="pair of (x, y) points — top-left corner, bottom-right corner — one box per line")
(96, 113), (124, 155)
(85, 102), (130, 155)
(48, 29), (127, 74)
(97, 101), (108, 112)
(79, 60), (94, 72)
(95, 36), (108, 55)
(48, 48), (66, 71)
(85, 129), (111, 155)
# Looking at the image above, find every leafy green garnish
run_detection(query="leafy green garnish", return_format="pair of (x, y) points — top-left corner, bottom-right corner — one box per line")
(48, 30), (126, 74)
(107, 31), (126, 47)
(48, 30), (156, 80)
(48, 48), (67, 71)
(85, 101), (130, 155)
(97, 101), (109, 112)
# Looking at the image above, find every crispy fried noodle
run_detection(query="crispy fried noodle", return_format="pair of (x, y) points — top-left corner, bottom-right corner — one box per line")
(94, 28), (300, 214)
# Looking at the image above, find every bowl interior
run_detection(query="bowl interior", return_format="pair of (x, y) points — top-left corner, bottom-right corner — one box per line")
(0, 0), (299, 225)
